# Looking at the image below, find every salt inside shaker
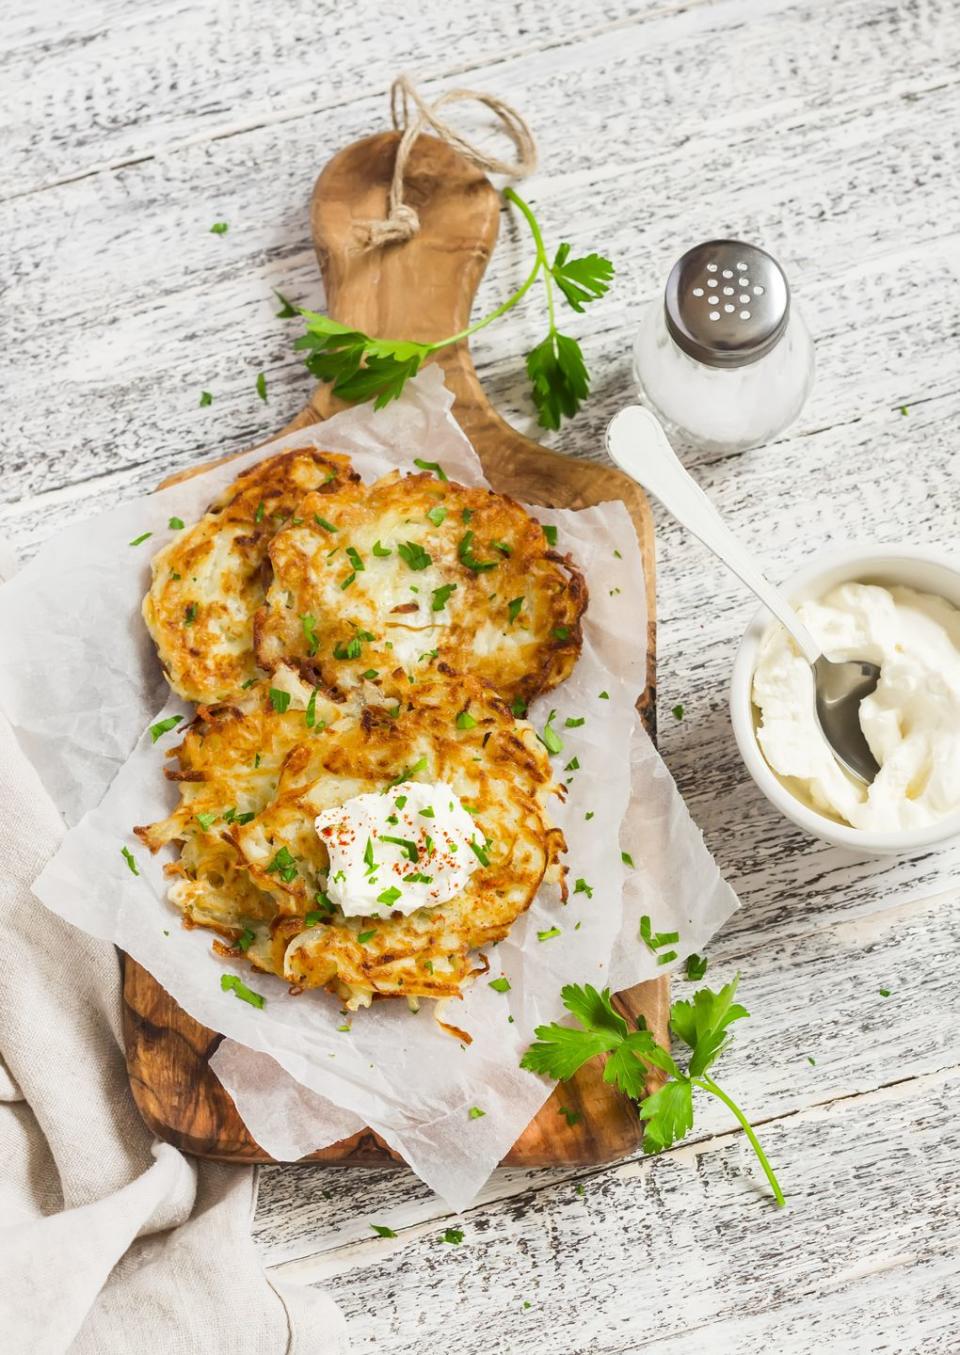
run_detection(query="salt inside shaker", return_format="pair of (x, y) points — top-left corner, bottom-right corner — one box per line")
(632, 240), (814, 452)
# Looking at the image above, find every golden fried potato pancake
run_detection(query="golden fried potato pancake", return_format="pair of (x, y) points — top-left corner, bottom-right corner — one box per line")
(143, 447), (360, 703)
(254, 470), (586, 706)
(136, 674), (565, 1009)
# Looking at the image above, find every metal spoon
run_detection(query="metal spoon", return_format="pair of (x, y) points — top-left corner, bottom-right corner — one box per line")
(606, 405), (880, 784)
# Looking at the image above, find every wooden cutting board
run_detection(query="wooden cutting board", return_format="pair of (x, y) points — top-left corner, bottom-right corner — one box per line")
(123, 131), (667, 1167)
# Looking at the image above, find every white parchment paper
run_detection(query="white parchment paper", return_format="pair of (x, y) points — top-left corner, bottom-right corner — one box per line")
(6, 368), (738, 1209)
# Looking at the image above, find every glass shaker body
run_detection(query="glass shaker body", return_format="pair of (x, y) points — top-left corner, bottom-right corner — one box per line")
(633, 242), (815, 453)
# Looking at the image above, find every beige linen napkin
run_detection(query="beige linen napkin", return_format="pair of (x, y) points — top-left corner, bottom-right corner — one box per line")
(0, 714), (348, 1355)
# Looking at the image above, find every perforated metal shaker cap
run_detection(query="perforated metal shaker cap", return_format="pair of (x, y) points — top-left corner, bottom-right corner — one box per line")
(664, 240), (789, 368)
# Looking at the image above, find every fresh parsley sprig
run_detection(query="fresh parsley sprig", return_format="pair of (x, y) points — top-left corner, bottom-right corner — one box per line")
(520, 976), (785, 1207)
(290, 189), (612, 429)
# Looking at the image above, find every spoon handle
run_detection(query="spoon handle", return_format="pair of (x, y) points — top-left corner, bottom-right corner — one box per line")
(606, 405), (821, 665)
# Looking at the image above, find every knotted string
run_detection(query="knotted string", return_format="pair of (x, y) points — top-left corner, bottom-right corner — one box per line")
(356, 75), (538, 250)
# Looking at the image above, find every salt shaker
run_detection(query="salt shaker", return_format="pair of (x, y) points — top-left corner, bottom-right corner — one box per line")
(632, 240), (814, 453)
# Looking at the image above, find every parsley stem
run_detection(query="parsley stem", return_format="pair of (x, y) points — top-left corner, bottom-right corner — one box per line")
(693, 1075), (786, 1208)
(435, 245), (543, 349)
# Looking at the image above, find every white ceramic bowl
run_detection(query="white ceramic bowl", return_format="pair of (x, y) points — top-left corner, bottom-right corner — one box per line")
(730, 545), (960, 856)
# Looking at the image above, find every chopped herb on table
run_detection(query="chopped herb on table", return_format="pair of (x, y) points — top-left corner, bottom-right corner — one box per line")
(129, 532), (152, 547)
(521, 978), (785, 1207)
(468, 1106), (485, 1120)
(441, 1227), (464, 1245)
(255, 372), (268, 402)
(672, 703), (685, 721)
(209, 221), (229, 235)
(120, 846), (139, 876)
(199, 390), (213, 406)
(369, 1223), (397, 1238)
(489, 977), (511, 993)
(538, 710), (563, 755)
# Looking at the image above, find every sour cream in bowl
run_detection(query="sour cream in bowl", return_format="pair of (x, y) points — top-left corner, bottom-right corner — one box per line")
(730, 547), (960, 855)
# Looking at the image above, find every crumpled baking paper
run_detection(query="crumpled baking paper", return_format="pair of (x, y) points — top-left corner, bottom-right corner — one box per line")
(4, 367), (738, 1209)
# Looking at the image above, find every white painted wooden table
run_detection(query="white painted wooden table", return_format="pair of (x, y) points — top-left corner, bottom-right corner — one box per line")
(4, 1), (960, 1349)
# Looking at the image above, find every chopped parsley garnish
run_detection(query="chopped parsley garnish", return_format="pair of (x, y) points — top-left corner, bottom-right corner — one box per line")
(456, 710), (477, 730)
(542, 524), (558, 547)
(468, 1106), (485, 1120)
(345, 545), (365, 572)
(381, 835), (419, 863)
(220, 973), (265, 1008)
(685, 953), (708, 981)
(199, 390), (213, 406)
(149, 714), (183, 742)
(457, 530), (496, 573)
(553, 626), (570, 640)
(598, 690), (609, 700)
(195, 811), (218, 831)
(537, 927), (561, 941)
(301, 613), (319, 656)
(565, 716), (585, 728)
(340, 572), (356, 590)
(880, 987), (892, 997)
(121, 846), (139, 876)
(621, 851), (635, 867)
(672, 703), (685, 721)
(377, 886), (402, 907)
(314, 514), (338, 532)
(510, 697), (528, 718)
(269, 688), (291, 714)
(441, 1228), (464, 1244)
(468, 839), (490, 867)
(614, 548), (622, 559)
(397, 540), (432, 571)
(254, 500), (266, 523)
(558, 1106), (582, 1127)
(414, 458), (448, 481)
(426, 504), (447, 527)
(491, 539), (512, 556)
(507, 596), (524, 624)
(395, 796), (407, 809)
(184, 603), (198, 626)
(370, 1223), (397, 1237)
(129, 531), (152, 546)
(489, 977), (511, 993)
(236, 927), (255, 952)
(256, 372), (268, 402)
(419, 806), (435, 818)
(584, 810), (594, 821)
(404, 872), (433, 884)
(265, 846), (298, 883)
(372, 539), (391, 556)
(538, 711), (563, 755)
(565, 756), (580, 772)
(361, 668), (379, 680)
(461, 507), (473, 523)
(573, 878), (593, 898)
(305, 687), (319, 728)
(657, 950), (678, 966)
(520, 977), (784, 1207)
(387, 757), (427, 787)
(363, 837), (376, 872)
(357, 930), (377, 944)
(431, 582), (457, 611)
(168, 516), (185, 530)
(210, 221), (229, 235)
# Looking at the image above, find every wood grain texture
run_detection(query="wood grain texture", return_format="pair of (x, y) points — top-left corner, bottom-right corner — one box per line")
(122, 129), (666, 1170)
(6, 0), (960, 1347)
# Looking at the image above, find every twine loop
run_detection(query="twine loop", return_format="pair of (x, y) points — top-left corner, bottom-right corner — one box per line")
(356, 75), (538, 250)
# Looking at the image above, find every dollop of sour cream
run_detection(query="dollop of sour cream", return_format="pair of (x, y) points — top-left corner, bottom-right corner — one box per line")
(753, 582), (960, 831)
(315, 780), (483, 917)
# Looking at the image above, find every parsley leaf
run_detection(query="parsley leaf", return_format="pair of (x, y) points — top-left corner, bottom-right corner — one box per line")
(129, 531), (152, 546)
(520, 977), (784, 1207)
(468, 1106), (485, 1119)
(685, 953), (708, 981)
(672, 703), (685, 721)
(542, 524), (558, 548)
(458, 530), (496, 573)
(149, 714), (183, 743)
(168, 516), (185, 530)
(301, 613), (319, 656)
(456, 710), (477, 730)
(372, 539), (391, 557)
(526, 331), (590, 431)
(220, 973), (265, 1008)
(441, 1227), (464, 1244)
(236, 927), (256, 952)
(269, 688), (291, 714)
(121, 845), (139, 876)
(507, 596), (524, 624)
(256, 372), (268, 402)
(199, 390), (213, 406)
(370, 1223), (397, 1238)
(209, 221), (229, 235)
(431, 583), (457, 611)
(426, 504), (447, 527)
(414, 457), (448, 481)
(274, 289), (298, 318)
(489, 977), (511, 993)
(397, 540), (432, 571)
(550, 244), (614, 313)
(538, 710), (563, 756)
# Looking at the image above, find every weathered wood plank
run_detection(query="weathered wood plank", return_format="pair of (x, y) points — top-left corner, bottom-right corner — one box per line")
(252, 886), (960, 1266)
